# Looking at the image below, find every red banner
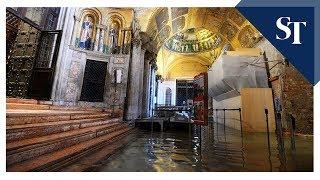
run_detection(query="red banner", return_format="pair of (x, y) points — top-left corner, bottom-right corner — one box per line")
(193, 72), (208, 126)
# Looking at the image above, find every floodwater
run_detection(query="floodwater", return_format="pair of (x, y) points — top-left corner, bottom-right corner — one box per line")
(92, 122), (313, 172)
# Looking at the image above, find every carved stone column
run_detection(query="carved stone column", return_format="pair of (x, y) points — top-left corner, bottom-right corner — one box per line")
(99, 27), (105, 52)
(125, 34), (141, 120)
(70, 15), (80, 46)
(94, 25), (102, 51)
(125, 17), (145, 121)
(141, 51), (156, 118)
(138, 48), (146, 117)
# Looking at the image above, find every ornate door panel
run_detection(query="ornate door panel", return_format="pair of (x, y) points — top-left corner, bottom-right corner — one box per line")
(28, 31), (62, 99)
(6, 9), (41, 98)
(6, 11), (21, 59)
(6, 8), (62, 99)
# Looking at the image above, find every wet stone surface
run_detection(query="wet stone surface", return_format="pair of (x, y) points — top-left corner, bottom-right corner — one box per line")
(91, 122), (313, 172)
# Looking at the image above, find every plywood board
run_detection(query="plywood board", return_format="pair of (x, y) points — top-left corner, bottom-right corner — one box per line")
(226, 48), (262, 57)
(241, 88), (275, 132)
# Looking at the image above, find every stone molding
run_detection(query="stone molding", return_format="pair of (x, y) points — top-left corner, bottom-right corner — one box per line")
(74, 15), (81, 22)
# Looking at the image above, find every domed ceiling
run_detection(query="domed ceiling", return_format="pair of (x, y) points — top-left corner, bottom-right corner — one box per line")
(135, 7), (262, 79)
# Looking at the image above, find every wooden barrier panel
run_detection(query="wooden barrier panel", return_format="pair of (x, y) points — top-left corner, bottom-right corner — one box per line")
(241, 88), (275, 132)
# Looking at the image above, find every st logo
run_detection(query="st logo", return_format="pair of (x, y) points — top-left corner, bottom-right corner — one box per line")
(276, 17), (307, 45)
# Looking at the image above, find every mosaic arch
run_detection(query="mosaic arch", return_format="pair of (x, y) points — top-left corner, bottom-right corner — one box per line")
(164, 28), (222, 54)
(75, 8), (101, 50)
(139, 8), (262, 79)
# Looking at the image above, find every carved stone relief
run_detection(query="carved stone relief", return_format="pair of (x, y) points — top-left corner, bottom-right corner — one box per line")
(65, 60), (83, 101)
(69, 61), (81, 78)
(113, 56), (125, 64)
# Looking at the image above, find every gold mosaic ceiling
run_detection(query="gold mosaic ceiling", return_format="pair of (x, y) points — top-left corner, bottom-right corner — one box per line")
(164, 28), (222, 54)
(135, 7), (262, 79)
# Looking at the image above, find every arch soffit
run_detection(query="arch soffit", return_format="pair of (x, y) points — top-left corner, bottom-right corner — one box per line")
(165, 56), (210, 75)
(105, 12), (127, 28)
(77, 7), (102, 24)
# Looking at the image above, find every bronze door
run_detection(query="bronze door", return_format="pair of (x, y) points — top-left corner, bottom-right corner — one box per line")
(6, 8), (62, 100)
(6, 9), (41, 98)
(28, 30), (62, 100)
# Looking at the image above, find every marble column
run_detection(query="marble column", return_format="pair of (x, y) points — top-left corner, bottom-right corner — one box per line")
(51, 7), (77, 102)
(125, 36), (143, 120)
(142, 59), (151, 118)
(94, 25), (101, 51)
(99, 27), (105, 53)
(137, 48), (146, 118)
(149, 66), (157, 117)
(70, 13), (80, 46)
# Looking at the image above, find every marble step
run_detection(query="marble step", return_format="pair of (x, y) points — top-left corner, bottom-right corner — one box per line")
(7, 103), (107, 112)
(6, 98), (109, 112)
(7, 103), (51, 110)
(7, 110), (111, 126)
(7, 126), (133, 172)
(40, 127), (134, 172)
(7, 123), (126, 166)
(7, 98), (38, 104)
(48, 106), (105, 112)
(7, 117), (122, 141)
(60, 128), (138, 172)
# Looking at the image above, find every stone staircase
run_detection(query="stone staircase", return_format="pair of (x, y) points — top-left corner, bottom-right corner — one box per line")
(6, 98), (135, 172)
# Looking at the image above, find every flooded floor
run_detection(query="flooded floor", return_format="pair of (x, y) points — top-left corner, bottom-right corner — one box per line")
(91, 122), (313, 172)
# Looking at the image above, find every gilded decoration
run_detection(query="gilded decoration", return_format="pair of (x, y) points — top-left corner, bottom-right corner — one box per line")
(164, 28), (222, 54)
(238, 25), (260, 48)
(228, 9), (245, 27)
(139, 7), (260, 79)
(220, 21), (238, 41)
(206, 8), (227, 20)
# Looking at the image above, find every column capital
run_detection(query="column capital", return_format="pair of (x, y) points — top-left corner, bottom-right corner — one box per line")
(96, 24), (107, 29)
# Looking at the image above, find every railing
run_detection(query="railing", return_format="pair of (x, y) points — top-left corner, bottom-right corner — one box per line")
(210, 108), (243, 137)
(153, 106), (192, 118)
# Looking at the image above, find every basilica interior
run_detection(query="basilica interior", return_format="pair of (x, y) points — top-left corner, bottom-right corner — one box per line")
(6, 7), (313, 172)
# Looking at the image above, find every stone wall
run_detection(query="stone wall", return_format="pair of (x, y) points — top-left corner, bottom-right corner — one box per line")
(54, 46), (130, 108)
(254, 38), (313, 135)
(282, 64), (313, 134)
(51, 8), (130, 109)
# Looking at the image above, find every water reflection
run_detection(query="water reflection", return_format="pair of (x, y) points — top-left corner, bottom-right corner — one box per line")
(93, 122), (313, 172)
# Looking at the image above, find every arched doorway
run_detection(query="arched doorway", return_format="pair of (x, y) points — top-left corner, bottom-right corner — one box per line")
(165, 88), (172, 106)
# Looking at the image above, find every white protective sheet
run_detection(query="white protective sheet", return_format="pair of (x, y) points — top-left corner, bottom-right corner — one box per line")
(208, 53), (268, 101)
